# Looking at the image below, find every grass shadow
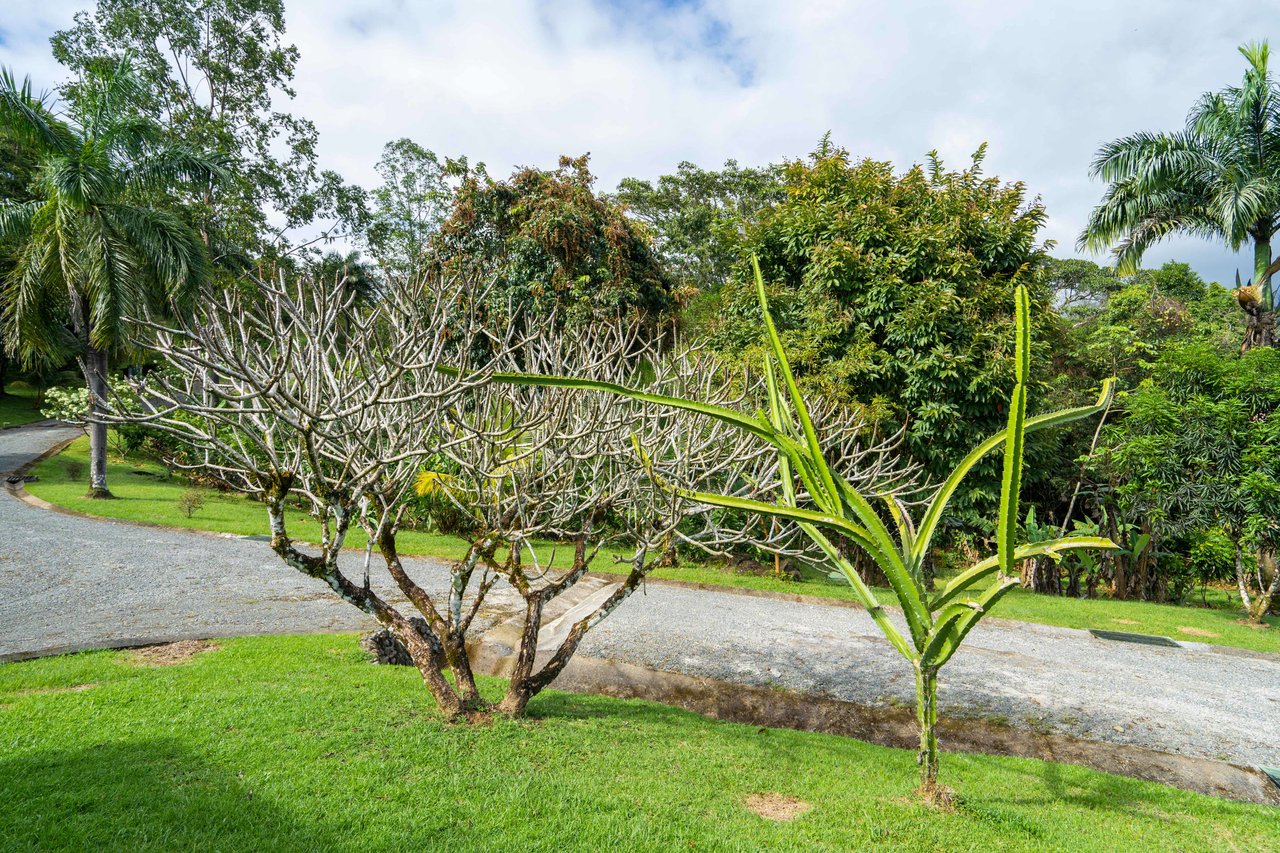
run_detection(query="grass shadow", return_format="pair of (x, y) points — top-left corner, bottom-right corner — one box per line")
(0, 739), (338, 851)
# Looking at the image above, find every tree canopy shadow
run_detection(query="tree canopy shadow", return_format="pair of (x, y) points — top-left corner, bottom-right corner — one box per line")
(0, 739), (336, 851)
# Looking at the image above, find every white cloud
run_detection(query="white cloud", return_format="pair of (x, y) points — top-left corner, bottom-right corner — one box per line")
(2, 0), (1272, 282)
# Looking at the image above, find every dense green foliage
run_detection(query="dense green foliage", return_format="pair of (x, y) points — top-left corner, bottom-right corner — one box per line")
(1092, 342), (1280, 606)
(706, 142), (1052, 526)
(2, 635), (1274, 852)
(615, 159), (784, 297)
(433, 155), (677, 332)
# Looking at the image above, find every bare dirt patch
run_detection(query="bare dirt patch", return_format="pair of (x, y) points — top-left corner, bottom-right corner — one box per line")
(743, 792), (812, 821)
(128, 639), (218, 666)
(1177, 626), (1221, 638)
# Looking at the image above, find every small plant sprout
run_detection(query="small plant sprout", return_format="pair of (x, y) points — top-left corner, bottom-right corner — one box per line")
(177, 489), (206, 519)
(491, 258), (1119, 801)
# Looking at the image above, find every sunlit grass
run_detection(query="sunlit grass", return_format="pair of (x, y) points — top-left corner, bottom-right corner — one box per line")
(0, 634), (1272, 851)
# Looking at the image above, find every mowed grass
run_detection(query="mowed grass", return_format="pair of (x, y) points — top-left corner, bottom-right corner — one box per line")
(0, 383), (44, 428)
(27, 436), (1280, 654)
(0, 634), (1273, 852)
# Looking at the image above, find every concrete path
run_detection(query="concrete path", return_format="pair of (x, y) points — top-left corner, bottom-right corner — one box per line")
(2, 422), (1277, 770)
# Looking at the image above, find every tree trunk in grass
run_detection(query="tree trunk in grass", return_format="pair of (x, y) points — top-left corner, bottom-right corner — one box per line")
(374, 531), (479, 713)
(83, 345), (113, 499)
(497, 595), (545, 717)
(915, 666), (942, 798)
(1245, 550), (1280, 622)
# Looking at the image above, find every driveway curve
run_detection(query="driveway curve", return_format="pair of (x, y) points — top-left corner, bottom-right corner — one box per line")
(2, 422), (1278, 771)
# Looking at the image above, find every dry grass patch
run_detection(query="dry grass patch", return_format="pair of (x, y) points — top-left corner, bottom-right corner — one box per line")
(129, 639), (219, 666)
(1176, 626), (1220, 638)
(743, 792), (812, 821)
(14, 683), (96, 695)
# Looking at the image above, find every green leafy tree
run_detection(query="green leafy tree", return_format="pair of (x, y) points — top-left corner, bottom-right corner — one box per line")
(1081, 42), (1280, 349)
(365, 139), (462, 282)
(615, 159), (784, 299)
(1038, 260), (1242, 556)
(489, 262), (1116, 799)
(712, 141), (1053, 530)
(309, 250), (381, 305)
(1043, 256), (1126, 314)
(0, 59), (221, 496)
(433, 155), (677, 333)
(51, 0), (367, 261)
(1095, 342), (1280, 612)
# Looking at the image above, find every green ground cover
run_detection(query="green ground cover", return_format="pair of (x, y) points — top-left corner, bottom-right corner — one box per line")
(26, 436), (1280, 654)
(0, 634), (1272, 852)
(0, 383), (44, 428)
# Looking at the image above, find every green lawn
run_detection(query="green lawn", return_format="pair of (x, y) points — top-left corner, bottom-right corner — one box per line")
(0, 383), (44, 428)
(27, 436), (1280, 654)
(0, 634), (1272, 851)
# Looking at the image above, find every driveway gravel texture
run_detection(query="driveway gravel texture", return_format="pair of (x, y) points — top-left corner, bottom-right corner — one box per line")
(2, 422), (1277, 768)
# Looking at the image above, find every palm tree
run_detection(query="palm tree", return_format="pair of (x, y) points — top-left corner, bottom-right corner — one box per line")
(0, 57), (223, 496)
(1080, 41), (1280, 349)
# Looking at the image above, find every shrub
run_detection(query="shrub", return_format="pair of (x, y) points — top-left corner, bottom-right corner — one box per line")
(177, 490), (206, 518)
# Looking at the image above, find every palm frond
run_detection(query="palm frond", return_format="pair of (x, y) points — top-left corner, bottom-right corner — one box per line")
(124, 144), (232, 194)
(0, 68), (76, 155)
(1, 204), (75, 365)
(0, 200), (40, 245)
(109, 203), (213, 305)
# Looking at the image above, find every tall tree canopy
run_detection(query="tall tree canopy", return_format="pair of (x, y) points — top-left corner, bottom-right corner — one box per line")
(710, 141), (1051, 527)
(615, 159), (784, 298)
(0, 58), (222, 496)
(433, 155), (677, 332)
(364, 139), (461, 282)
(51, 0), (367, 262)
(1081, 41), (1280, 349)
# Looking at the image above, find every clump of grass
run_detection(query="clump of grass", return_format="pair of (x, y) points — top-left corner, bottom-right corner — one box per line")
(64, 459), (85, 482)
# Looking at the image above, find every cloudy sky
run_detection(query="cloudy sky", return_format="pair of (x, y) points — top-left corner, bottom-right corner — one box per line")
(1, 0), (1269, 283)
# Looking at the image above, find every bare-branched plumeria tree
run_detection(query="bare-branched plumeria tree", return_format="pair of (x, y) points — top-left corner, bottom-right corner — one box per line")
(427, 325), (917, 715)
(111, 273), (496, 714)
(111, 272), (912, 719)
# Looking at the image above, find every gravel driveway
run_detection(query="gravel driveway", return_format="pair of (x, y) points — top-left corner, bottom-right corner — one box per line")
(2, 422), (1277, 769)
